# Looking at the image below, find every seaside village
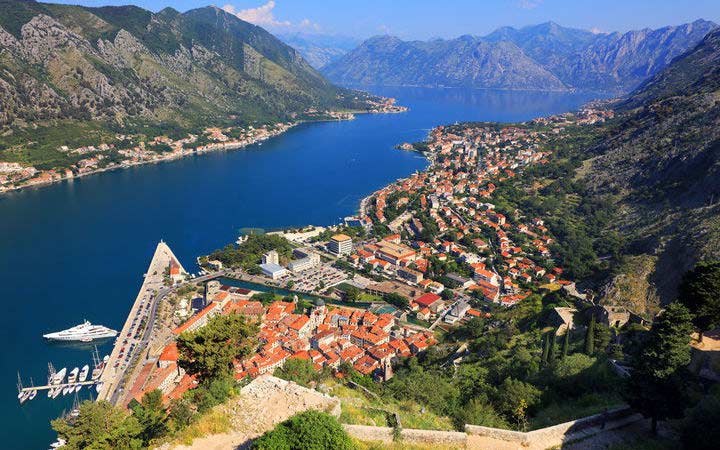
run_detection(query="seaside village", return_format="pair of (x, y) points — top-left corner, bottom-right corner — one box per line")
(124, 108), (614, 405)
(126, 281), (437, 405)
(0, 123), (293, 193)
(0, 96), (408, 193)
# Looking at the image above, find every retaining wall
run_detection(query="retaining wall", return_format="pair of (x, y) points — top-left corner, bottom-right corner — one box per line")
(343, 424), (467, 446)
(345, 406), (640, 449)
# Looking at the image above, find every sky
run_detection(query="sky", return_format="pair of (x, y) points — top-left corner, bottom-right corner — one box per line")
(49, 0), (720, 40)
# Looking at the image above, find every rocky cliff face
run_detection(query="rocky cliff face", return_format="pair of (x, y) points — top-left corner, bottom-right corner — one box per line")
(323, 20), (717, 93)
(566, 20), (718, 92)
(0, 1), (348, 129)
(323, 35), (567, 91)
(277, 33), (360, 69)
(585, 28), (720, 302)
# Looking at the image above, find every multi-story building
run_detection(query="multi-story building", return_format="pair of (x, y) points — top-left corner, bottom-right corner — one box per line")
(328, 234), (353, 256)
(397, 267), (423, 284)
(288, 250), (321, 272)
(262, 250), (279, 265)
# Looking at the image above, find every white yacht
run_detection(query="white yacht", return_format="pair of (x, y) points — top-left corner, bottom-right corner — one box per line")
(78, 365), (89, 382)
(67, 368), (79, 384)
(43, 321), (117, 342)
(49, 437), (66, 449)
(51, 368), (66, 385)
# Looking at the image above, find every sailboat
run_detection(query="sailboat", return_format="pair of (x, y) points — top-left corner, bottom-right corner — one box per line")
(68, 392), (81, 420)
(17, 373), (26, 404)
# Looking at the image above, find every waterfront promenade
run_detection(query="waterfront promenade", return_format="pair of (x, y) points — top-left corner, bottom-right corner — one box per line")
(97, 241), (185, 403)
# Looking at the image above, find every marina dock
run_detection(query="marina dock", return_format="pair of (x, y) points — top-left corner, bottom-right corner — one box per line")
(17, 352), (108, 404)
(20, 380), (99, 394)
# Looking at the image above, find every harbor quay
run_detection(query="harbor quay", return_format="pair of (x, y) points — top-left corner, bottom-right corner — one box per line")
(96, 241), (225, 405)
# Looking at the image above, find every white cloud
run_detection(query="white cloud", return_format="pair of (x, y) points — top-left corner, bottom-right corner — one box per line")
(221, 2), (319, 30)
(517, 0), (543, 9)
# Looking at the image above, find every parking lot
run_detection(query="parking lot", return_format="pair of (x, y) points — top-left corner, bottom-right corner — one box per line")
(281, 263), (348, 293)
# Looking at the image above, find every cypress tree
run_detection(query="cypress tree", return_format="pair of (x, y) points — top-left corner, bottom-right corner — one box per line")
(541, 332), (550, 365)
(547, 328), (557, 366)
(585, 314), (596, 355)
(562, 327), (570, 359)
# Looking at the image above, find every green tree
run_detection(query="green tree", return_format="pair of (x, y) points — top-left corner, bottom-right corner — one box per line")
(274, 358), (320, 387)
(625, 302), (694, 434)
(593, 322), (611, 355)
(561, 329), (570, 359)
(128, 389), (168, 445)
(547, 328), (558, 366)
(681, 385), (720, 450)
(496, 378), (540, 428)
(385, 292), (409, 309)
(541, 333), (550, 365)
(553, 353), (595, 379)
(177, 312), (258, 381)
(384, 357), (460, 416)
(677, 261), (720, 342)
(584, 314), (596, 355)
(51, 400), (143, 450)
(168, 398), (195, 431)
(252, 410), (354, 450)
(454, 398), (509, 430)
(455, 364), (491, 401)
(187, 375), (235, 413)
(344, 285), (360, 302)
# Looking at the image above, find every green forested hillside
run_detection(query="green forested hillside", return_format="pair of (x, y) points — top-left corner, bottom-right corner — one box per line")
(0, 1), (366, 150)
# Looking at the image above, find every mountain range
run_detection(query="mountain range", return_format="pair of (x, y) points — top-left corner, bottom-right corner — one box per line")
(276, 32), (360, 69)
(581, 26), (720, 303)
(0, 0), (364, 131)
(322, 20), (718, 92)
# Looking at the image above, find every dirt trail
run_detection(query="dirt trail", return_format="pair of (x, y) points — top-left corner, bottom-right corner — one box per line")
(167, 375), (340, 450)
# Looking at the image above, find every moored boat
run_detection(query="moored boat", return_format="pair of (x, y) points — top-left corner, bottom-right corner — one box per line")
(78, 365), (89, 382)
(43, 320), (117, 342)
(51, 368), (66, 385)
(67, 367), (79, 384)
(49, 437), (66, 449)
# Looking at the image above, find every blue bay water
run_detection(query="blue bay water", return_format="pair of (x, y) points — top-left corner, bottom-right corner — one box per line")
(0, 87), (601, 449)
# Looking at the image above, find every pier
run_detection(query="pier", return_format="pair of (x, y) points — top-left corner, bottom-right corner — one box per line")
(14, 241), (226, 407)
(96, 241), (226, 405)
(20, 380), (99, 394)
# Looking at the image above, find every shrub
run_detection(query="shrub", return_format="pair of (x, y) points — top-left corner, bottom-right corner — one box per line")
(252, 410), (354, 450)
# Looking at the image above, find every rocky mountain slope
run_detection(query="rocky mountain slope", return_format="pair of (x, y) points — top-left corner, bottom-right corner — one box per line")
(585, 28), (720, 303)
(323, 20), (717, 92)
(322, 34), (566, 91)
(277, 32), (359, 69)
(0, 0), (359, 130)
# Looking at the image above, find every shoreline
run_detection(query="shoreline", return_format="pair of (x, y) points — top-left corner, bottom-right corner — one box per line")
(0, 108), (407, 197)
(0, 123), (295, 196)
(357, 149), (434, 217)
